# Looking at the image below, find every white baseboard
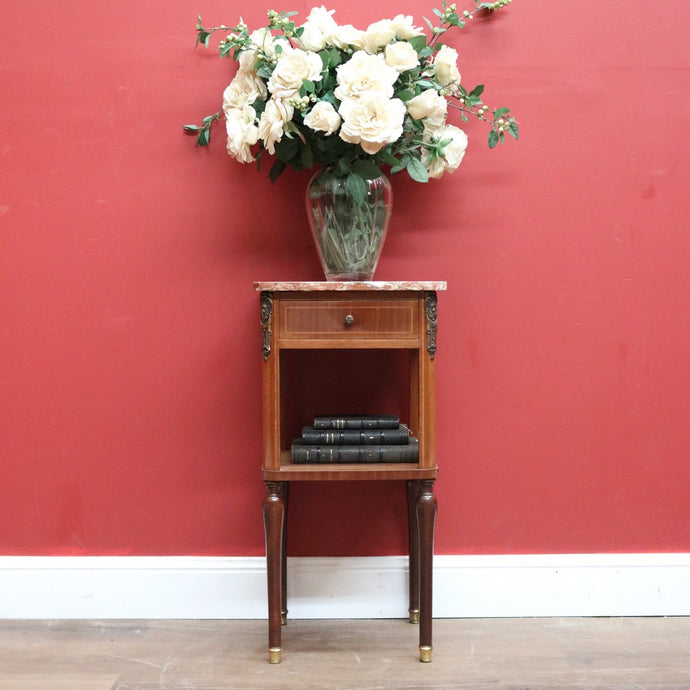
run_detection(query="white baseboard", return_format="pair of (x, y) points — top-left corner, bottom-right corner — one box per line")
(1, 554), (689, 619)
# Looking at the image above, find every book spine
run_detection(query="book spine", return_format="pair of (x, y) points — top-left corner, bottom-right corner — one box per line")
(299, 425), (410, 445)
(312, 415), (400, 430)
(291, 440), (418, 464)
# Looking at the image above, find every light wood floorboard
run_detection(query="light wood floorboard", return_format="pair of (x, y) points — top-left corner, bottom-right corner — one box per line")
(0, 618), (688, 689)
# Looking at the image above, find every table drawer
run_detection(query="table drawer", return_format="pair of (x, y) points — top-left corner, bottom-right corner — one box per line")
(279, 299), (419, 340)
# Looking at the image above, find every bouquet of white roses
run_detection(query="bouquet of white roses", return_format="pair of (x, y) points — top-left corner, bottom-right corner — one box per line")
(185, 1), (517, 197)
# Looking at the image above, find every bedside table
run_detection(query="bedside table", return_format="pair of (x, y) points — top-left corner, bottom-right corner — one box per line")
(255, 281), (446, 663)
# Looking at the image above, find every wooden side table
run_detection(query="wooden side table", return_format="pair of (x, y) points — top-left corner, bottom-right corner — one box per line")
(255, 281), (446, 663)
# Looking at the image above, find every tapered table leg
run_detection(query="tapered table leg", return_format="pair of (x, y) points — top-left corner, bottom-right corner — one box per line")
(279, 482), (289, 626)
(263, 481), (286, 663)
(416, 479), (437, 662)
(406, 480), (421, 624)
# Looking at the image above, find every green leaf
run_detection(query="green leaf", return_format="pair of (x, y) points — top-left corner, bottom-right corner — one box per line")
(329, 47), (342, 67)
(377, 149), (399, 167)
(300, 143), (314, 169)
(494, 107), (510, 118)
(183, 125), (201, 133)
(410, 119), (425, 134)
(469, 84), (485, 98)
(301, 79), (316, 95)
(336, 157), (351, 176)
(318, 49), (330, 70)
(408, 35), (428, 54)
(406, 156), (428, 183)
(268, 159), (287, 184)
(320, 88), (337, 105)
(508, 121), (519, 140)
(275, 137), (300, 162)
(346, 173), (367, 205)
(488, 129), (499, 148)
(256, 65), (273, 80)
(251, 98), (266, 117)
(395, 88), (416, 103)
(352, 159), (382, 179)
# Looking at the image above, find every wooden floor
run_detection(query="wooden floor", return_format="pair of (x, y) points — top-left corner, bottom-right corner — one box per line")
(1, 618), (689, 689)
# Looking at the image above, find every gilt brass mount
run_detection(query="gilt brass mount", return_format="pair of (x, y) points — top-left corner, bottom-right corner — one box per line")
(260, 291), (273, 361)
(424, 292), (438, 360)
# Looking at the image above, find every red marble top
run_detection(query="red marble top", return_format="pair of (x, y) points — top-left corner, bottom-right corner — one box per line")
(254, 281), (447, 292)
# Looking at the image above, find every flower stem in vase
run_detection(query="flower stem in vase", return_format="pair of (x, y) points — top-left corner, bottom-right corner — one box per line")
(306, 169), (392, 281)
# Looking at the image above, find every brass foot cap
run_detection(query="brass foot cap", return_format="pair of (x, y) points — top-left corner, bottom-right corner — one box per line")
(419, 645), (432, 663)
(281, 612), (288, 626)
(409, 609), (420, 624)
(268, 647), (282, 664)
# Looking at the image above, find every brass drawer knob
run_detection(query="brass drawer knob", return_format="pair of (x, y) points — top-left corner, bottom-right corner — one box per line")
(344, 314), (354, 326)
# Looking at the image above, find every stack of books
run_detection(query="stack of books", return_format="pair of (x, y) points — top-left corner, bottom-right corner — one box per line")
(291, 415), (419, 464)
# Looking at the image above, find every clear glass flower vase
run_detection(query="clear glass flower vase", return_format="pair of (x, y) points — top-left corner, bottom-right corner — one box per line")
(305, 168), (393, 281)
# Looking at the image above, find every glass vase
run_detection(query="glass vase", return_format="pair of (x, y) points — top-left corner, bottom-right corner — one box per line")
(305, 168), (393, 281)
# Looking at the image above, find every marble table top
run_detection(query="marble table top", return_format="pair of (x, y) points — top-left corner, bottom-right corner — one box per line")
(254, 280), (447, 292)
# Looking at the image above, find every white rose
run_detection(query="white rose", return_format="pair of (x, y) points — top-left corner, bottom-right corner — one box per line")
(334, 51), (398, 102)
(339, 93), (406, 155)
(222, 71), (267, 112)
(300, 24), (327, 52)
(258, 98), (295, 155)
(390, 14), (424, 40)
(225, 106), (259, 163)
(238, 45), (257, 73)
(384, 41), (419, 72)
(326, 23), (365, 50)
(423, 125), (468, 178)
(433, 45), (461, 89)
(299, 6), (338, 51)
(362, 19), (396, 54)
(267, 47), (323, 99)
(406, 88), (448, 127)
(304, 101), (342, 136)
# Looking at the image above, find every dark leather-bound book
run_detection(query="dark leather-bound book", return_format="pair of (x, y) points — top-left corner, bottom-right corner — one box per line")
(291, 438), (419, 464)
(312, 415), (400, 430)
(299, 424), (410, 445)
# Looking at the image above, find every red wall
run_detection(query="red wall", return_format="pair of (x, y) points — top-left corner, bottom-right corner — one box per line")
(1, 0), (688, 556)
